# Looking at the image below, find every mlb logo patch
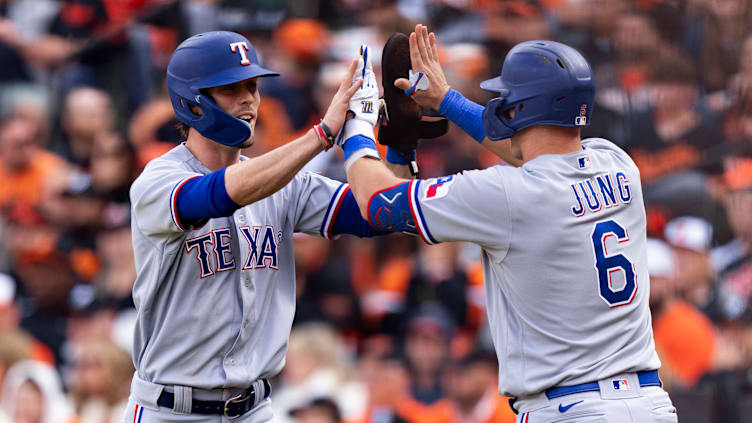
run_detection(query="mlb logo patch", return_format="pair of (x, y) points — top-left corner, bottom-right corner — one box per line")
(575, 104), (587, 126)
(577, 156), (591, 169)
(425, 176), (454, 200)
(612, 379), (630, 391)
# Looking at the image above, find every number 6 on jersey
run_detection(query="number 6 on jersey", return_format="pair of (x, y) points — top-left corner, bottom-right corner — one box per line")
(591, 220), (637, 307)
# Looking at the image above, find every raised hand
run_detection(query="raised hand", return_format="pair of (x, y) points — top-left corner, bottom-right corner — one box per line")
(394, 24), (450, 111)
(336, 45), (380, 145)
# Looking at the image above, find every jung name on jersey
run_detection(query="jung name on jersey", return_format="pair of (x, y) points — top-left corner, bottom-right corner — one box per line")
(570, 171), (633, 217)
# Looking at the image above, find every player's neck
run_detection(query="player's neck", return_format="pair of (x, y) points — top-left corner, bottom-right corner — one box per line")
(517, 126), (582, 163)
(185, 131), (242, 171)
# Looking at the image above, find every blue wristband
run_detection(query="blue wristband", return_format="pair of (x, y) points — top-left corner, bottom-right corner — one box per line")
(438, 88), (486, 142)
(386, 147), (415, 165)
(343, 135), (380, 162)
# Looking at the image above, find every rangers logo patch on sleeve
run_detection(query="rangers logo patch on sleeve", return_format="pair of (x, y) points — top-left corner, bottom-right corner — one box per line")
(424, 175), (454, 200)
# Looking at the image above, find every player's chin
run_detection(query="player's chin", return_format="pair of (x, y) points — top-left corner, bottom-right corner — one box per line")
(238, 132), (255, 149)
(238, 138), (253, 149)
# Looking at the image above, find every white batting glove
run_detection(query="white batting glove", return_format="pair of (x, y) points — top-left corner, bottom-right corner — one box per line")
(337, 45), (380, 145)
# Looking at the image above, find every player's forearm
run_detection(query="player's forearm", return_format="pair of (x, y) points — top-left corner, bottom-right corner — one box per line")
(346, 157), (406, 219)
(225, 130), (323, 205)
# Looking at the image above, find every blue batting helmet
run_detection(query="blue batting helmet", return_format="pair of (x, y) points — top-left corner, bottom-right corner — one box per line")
(166, 31), (279, 147)
(480, 40), (594, 141)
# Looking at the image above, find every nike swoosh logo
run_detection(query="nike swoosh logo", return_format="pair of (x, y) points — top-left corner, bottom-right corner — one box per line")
(558, 400), (584, 413)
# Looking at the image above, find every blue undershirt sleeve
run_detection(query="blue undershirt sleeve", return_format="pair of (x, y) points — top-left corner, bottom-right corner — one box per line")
(175, 168), (240, 225)
(331, 189), (389, 238)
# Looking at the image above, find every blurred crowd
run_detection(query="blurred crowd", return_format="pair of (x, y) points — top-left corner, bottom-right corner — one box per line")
(0, 0), (750, 422)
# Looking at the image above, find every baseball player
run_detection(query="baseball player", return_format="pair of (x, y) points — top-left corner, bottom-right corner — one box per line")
(125, 31), (393, 422)
(340, 25), (677, 422)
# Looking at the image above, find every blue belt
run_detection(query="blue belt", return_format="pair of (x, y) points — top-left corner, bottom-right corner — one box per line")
(544, 370), (661, 400)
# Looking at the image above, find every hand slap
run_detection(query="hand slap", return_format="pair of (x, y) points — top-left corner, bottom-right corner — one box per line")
(394, 24), (450, 111)
(336, 44), (381, 146)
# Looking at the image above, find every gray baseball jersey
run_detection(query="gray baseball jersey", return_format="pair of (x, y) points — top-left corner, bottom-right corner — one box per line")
(407, 137), (660, 397)
(129, 144), (348, 390)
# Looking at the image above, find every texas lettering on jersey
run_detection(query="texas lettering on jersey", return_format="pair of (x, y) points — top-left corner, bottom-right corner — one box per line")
(184, 225), (282, 277)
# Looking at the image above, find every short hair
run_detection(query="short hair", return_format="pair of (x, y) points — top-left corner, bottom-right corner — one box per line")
(176, 121), (190, 139)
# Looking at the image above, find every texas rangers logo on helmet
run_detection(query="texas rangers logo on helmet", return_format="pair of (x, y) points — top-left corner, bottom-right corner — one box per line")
(230, 41), (252, 65)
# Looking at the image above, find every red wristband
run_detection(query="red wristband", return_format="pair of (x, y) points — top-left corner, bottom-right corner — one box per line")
(313, 124), (332, 150)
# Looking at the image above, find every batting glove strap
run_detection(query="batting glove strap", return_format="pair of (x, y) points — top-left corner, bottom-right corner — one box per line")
(338, 118), (375, 146)
(343, 134), (381, 172)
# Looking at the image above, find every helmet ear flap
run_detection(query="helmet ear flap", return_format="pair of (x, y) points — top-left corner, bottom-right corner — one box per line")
(500, 103), (518, 121)
(482, 97), (515, 141)
(170, 90), (251, 147)
(191, 95), (251, 147)
(176, 97), (202, 119)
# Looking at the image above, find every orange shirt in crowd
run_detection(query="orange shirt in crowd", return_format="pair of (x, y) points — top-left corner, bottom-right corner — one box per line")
(653, 300), (715, 387)
(432, 392), (517, 423)
(0, 149), (66, 210)
(359, 256), (412, 324)
(466, 262), (487, 331)
(29, 340), (55, 366)
(361, 392), (515, 423)
(630, 144), (701, 184)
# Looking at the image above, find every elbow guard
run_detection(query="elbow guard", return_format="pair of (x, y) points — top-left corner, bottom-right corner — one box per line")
(367, 181), (417, 234)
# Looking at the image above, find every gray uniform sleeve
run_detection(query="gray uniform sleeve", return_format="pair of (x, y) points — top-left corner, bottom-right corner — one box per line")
(129, 160), (205, 237)
(408, 166), (514, 252)
(285, 172), (348, 238)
